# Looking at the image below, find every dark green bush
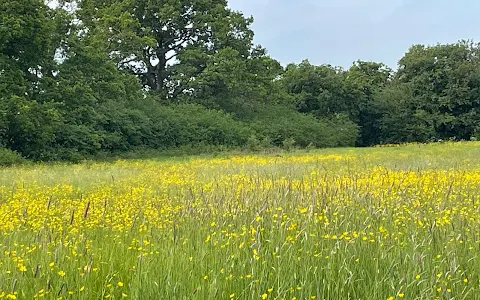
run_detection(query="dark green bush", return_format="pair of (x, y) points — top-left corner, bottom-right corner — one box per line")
(0, 96), (61, 160)
(250, 105), (359, 148)
(155, 104), (252, 148)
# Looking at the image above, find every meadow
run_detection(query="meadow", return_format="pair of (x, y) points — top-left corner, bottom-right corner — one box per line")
(1, 142), (480, 300)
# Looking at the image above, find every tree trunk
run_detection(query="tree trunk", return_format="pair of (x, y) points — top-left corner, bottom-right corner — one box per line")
(156, 55), (166, 93)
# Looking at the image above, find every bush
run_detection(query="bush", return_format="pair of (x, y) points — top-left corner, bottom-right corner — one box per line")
(0, 148), (27, 166)
(321, 113), (360, 147)
(160, 104), (253, 148)
(250, 105), (359, 148)
(246, 135), (273, 151)
(1, 96), (61, 160)
(282, 137), (296, 151)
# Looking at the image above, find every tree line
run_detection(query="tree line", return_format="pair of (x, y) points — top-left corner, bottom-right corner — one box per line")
(1, 0), (479, 163)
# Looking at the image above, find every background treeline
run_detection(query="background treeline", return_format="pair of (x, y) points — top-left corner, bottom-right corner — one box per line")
(1, 0), (480, 163)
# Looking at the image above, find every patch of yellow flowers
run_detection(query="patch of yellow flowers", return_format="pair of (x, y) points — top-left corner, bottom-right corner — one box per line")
(0, 145), (479, 299)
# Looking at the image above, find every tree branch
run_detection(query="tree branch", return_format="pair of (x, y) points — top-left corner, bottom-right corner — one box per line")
(165, 52), (177, 62)
(118, 56), (139, 66)
(171, 65), (208, 99)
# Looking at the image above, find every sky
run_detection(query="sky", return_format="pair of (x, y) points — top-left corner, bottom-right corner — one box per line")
(227, 0), (480, 69)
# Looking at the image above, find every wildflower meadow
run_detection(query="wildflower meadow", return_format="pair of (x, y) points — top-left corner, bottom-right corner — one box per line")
(1, 142), (480, 299)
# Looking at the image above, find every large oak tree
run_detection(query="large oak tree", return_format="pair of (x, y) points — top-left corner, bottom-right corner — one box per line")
(76, 0), (254, 97)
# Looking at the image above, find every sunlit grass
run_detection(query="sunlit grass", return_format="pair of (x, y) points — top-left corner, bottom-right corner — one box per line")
(1, 142), (480, 299)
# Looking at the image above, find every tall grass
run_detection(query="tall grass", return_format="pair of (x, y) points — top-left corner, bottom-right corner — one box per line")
(0, 142), (480, 299)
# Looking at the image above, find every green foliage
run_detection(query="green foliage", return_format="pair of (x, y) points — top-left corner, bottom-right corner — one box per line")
(246, 135), (272, 152)
(250, 105), (358, 148)
(0, 148), (26, 166)
(282, 60), (358, 117)
(1, 0), (479, 161)
(0, 0), (57, 72)
(78, 0), (254, 97)
(282, 137), (296, 151)
(160, 104), (252, 148)
(122, 97), (252, 150)
(280, 60), (368, 146)
(323, 114), (361, 147)
(179, 46), (284, 120)
(394, 41), (480, 141)
(0, 96), (61, 160)
(373, 84), (436, 143)
(347, 61), (393, 146)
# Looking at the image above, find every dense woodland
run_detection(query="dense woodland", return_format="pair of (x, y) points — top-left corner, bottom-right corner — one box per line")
(1, 0), (480, 162)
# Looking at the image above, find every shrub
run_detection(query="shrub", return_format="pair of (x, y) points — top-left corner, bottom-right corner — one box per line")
(282, 137), (296, 151)
(164, 104), (253, 148)
(0, 148), (27, 166)
(250, 105), (359, 148)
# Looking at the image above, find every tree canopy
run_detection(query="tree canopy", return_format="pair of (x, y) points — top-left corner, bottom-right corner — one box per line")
(1, 0), (479, 162)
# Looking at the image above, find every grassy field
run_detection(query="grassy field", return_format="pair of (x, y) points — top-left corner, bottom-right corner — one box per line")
(1, 142), (480, 299)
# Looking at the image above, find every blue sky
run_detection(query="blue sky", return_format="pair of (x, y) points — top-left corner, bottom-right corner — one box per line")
(228, 0), (480, 69)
